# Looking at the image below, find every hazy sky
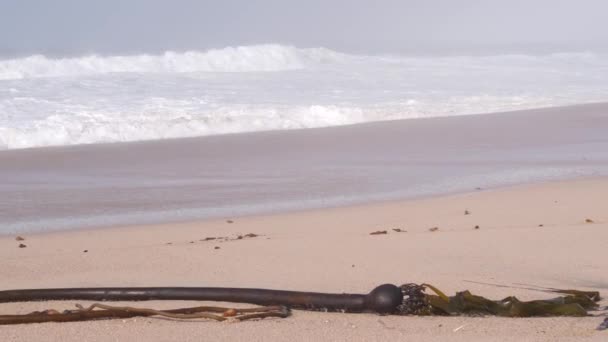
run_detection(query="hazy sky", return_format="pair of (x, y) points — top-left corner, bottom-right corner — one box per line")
(2, 0), (607, 55)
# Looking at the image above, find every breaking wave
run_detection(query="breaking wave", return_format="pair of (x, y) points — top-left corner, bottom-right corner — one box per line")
(1, 45), (607, 150)
(0, 45), (343, 80)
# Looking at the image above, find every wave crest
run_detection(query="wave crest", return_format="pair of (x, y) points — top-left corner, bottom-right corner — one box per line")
(0, 45), (342, 80)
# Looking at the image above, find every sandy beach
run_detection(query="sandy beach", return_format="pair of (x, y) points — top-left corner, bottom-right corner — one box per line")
(3, 2), (608, 340)
(1, 103), (607, 341)
(1, 177), (607, 341)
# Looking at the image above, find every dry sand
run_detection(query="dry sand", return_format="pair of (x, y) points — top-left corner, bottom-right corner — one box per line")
(1, 177), (607, 341)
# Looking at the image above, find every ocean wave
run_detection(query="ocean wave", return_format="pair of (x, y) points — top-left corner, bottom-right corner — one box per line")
(0, 104), (366, 149)
(0, 97), (575, 150)
(1, 46), (607, 150)
(0, 45), (343, 80)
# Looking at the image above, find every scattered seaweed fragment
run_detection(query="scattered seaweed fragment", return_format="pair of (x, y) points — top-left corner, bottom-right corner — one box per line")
(429, 227), (439, 232)
(392, 228), (407, 233)
(464, 210), (470, 215)
(200, 234), (261, 243)
(15, 236), (25, 241)
(585, 218), (594, 223)
(18, 243), (27, 248)
(0, 303), (290, 324)
(370, 230), (387, 235)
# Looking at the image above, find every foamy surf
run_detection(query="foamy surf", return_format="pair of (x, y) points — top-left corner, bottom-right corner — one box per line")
(1, 45), (607, 150)
(0, 45), (343, 79)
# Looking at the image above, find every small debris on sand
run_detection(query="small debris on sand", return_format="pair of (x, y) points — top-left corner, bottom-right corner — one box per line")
(597, 317), (608, 331)
(464, 210), (470, 215)
(223, 309), (237, 317)
(392, 228), (407, 233)
(202, 233), (260, 243)
(15, 236), (25, 241)
(18, 243), (27, 248)
(165, 242), (172, 245)
(189, 241), (195, 244)
(585, 218), (594, 223)
(370, 230), (387, 235)
(474, 225), (480, 230)
(429, 227), (439, 232)
(538, 224), (544, 227)
(226, 220), (234, 224)
(83, 250), (88, 253)
(214, 246), (220, 250)
(453, 324), (467, 332)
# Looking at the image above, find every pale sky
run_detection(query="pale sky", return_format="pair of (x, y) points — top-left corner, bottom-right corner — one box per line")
(2, 0), (607, 56)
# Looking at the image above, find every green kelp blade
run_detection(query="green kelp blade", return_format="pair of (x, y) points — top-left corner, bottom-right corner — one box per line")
(549, 289), (601, 307)
(418, 285), (600, 317)
(503, 297), (588, 317)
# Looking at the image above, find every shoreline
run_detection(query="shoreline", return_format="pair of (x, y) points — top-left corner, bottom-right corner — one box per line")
(2, 102), (607, 235)
(1, 177), (607, 341)
(7, 174), (606, 239)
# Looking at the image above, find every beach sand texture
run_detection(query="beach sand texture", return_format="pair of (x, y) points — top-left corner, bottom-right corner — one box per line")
(1, 178), (607, 341)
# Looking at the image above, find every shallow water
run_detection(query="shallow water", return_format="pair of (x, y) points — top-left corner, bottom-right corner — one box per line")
(1, 104), (607, 234)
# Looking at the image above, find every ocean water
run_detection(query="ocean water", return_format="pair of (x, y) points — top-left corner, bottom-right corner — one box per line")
(1, 44), (608, 150)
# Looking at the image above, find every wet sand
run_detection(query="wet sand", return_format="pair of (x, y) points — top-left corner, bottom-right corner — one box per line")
(1, 103), (608, 234)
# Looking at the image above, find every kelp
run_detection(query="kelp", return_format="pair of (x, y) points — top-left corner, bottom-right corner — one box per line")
(0, 283), (603, 325)
(0, 303), (290, 325)
(397, 283), (601, 317)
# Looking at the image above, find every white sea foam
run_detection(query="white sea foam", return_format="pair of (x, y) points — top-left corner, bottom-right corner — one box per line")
(1, 45), (607, 150)
(0, 45), (342, 80)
